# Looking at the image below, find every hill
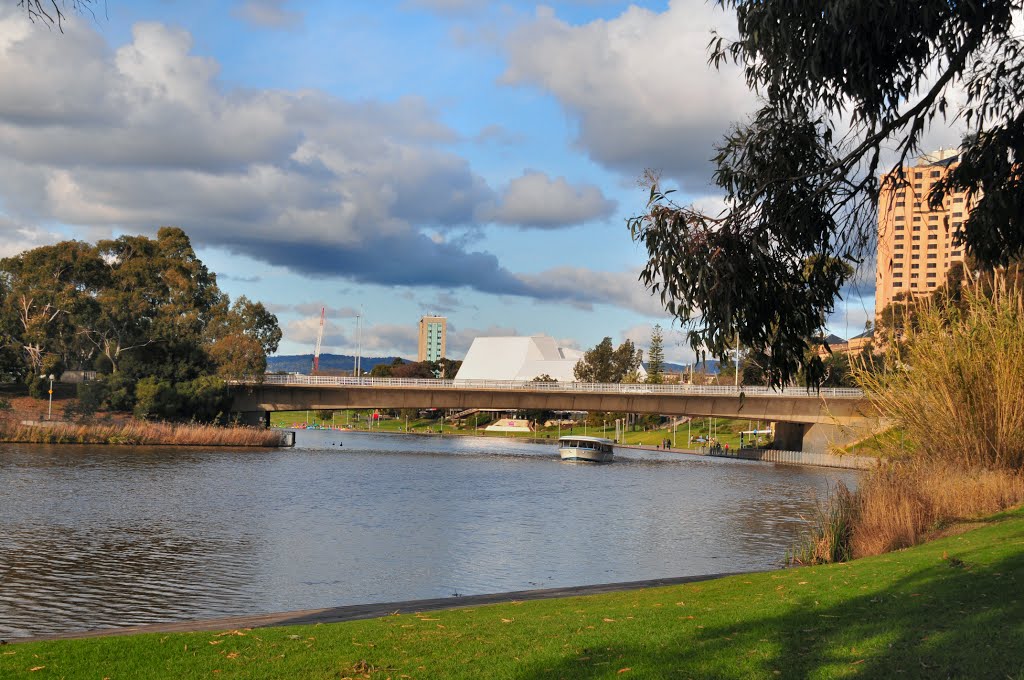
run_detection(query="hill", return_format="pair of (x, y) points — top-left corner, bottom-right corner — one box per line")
(267, 354), (404, 375)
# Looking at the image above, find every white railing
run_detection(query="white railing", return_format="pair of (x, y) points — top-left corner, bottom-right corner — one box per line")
(250, 375), (864, 399)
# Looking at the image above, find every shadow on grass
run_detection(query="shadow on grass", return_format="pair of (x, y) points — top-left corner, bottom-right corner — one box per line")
(514, 542), (1024, 679)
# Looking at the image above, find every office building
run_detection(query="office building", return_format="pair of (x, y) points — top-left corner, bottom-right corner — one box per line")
(417, 315), (447, 362)
(875, 149), (971, 315)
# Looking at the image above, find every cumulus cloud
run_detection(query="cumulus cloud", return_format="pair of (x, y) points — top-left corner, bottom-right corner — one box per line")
(232, 0), (303, 28)
(0, 215), (60, 258)
(0, 16), (627, 301)
(502, 0), (754, 190)
(516, 267), (667, 316)
(482, 170), (617, 228)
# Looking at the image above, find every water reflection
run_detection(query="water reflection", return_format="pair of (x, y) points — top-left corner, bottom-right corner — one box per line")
(0, 433), (859, 638)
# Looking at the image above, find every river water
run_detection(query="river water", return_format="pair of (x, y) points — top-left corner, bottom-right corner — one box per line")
(0, 431), (859, 638)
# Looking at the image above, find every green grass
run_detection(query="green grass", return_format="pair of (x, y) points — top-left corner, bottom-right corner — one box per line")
(269, 411), (767, 449)
(6, 509), (1024, 679)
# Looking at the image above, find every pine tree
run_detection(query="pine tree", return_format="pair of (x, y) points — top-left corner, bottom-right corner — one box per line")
(647, 324), (665, 384)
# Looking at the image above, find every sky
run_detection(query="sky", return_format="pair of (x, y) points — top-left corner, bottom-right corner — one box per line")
(0, 0), (915, 363)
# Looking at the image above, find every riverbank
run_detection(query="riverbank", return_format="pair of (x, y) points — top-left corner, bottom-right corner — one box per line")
(0, 419), (287, 447)
(4, 507), (1021, 678)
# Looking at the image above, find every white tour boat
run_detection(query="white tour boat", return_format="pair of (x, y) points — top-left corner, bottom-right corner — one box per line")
(557, 435), (614, 463)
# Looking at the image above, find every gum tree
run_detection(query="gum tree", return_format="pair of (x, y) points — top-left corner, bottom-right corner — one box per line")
(629, 0), (1024, 387)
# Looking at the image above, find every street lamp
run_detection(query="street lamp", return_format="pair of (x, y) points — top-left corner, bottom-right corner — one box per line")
(40, 373), (55, 420)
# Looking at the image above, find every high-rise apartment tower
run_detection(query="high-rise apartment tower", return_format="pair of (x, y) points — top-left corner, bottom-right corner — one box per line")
(875, 149), (971, 316)
(417, 315), (447, 362)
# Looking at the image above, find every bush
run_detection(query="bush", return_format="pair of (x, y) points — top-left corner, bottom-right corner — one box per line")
(133, 377), (180, 419)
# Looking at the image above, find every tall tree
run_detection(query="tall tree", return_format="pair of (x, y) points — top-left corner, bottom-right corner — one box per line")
(629, 0), (1024, 387)
(646, 324), (665, 384)
(575, 337), (642, 383)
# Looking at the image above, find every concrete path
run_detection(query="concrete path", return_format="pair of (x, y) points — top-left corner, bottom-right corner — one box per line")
(12, 571), (755, 644)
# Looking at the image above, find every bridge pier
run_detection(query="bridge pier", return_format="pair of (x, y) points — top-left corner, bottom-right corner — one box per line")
(233, 410), (270, 428)
(772, 422), (863, 453)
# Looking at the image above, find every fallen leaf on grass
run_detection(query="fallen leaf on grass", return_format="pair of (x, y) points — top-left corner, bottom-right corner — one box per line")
(617, 668), (632, 673)
(603, 618), (616, 623)
(215, 630), (249, 637)
(851, 659), (865, 665)
(501, 619), (513, 624)
(29, 666), (45, 672)
(209, 641), (222, 645)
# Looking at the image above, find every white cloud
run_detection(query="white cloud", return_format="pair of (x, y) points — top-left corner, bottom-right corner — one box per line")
(482, 170), (617, 228)
(502, 0), (754, 190)
(516, 267), (667, 316)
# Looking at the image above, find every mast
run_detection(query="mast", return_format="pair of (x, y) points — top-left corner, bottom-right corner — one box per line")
(312, 306), (325, 374)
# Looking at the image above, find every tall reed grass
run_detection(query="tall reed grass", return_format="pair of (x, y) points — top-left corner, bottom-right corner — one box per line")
(794, 277), (1024, 563)
(0, 419), (287, 447)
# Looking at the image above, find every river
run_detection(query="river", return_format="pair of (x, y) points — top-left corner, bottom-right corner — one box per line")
(0, 431), (860, 638)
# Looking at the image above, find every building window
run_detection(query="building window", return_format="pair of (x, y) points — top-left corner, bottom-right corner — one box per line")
(912, 254), (920, 260)
(927, 262), (937, 268)
(928, 215), (938, 221)
(912, 235), (921, 241)
(927, 253), (937, 258)
(911, 263), (919, 269)
(895, 224), (905, 231)
(914, 171), (923, 179)
(894, 215), (905, 221)
(914, 183), (922, 189)
(954, 197), (964, 203)
(928, 234), (938, 240)
(895, 202), (905, 207)
(913, 202), (921, 209)
(913, 216), (921, 221)
(952, 250), (962, 257)
(910, 273), (919, 279)
(912, 226), (921, 232)
(895, 243), (904, 250)
(895, 234), (904, 240)
(953, 212), (963, 217)
(893, 282), (903, 288)
(930, 170), (941, 177)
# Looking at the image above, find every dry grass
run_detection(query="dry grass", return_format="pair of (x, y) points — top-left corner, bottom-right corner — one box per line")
(0, 419), (286, 447)
(796, 279), (1024, 563)
(851, 461), (1024, 557)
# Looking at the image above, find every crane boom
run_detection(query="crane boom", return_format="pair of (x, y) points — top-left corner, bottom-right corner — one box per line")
(312, 306), (325, 374)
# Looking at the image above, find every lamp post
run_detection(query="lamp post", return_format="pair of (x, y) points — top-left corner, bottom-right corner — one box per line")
(40, 373), (54, 420)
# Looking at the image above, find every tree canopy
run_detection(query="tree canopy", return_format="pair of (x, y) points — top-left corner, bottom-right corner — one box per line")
(574, 337), (643, 383)
(0, 227), (281, 420)
(629, 0), (1024, 388)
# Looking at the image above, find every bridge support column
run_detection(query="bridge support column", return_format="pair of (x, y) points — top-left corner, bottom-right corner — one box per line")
(234, 410), (270, 428)
(773, 422), (862, 453)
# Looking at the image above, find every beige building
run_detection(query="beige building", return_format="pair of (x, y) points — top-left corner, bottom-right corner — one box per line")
(417, 315), (447, 362)
(875, 149), (970, 315)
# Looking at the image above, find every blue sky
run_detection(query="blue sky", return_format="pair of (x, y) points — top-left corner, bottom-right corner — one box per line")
(0, 0), (884, 363)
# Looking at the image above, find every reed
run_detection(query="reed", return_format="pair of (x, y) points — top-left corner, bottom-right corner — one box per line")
(0, 419), (286, 447)
(795, 278), (1024, 563)
(856, 277), (1024, 470)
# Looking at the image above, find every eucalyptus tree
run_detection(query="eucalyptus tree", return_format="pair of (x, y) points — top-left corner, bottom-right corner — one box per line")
(629, 0), (1024, 387)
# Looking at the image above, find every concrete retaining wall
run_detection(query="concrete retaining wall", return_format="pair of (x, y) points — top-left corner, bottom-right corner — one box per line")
(706, 448), (877, 469)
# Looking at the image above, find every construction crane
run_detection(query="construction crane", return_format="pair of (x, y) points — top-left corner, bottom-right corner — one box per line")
(311, 306), (325, 374)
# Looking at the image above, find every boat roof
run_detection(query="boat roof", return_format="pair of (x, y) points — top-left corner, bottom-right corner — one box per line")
(558, 435), (615, 445)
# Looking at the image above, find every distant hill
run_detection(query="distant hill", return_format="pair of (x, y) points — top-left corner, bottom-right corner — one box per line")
(267, 353), (406, 375)
(664, 360), (720, 375)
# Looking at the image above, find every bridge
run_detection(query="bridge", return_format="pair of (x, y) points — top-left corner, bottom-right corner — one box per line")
(230, 376), (880, 452)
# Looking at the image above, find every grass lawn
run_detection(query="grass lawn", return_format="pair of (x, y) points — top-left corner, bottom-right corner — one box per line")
(5, 509), (1023, 679)
(269, 410), (767, 449)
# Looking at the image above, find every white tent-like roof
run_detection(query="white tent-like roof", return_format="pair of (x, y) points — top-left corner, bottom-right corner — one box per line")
(454, 335), (585, 382)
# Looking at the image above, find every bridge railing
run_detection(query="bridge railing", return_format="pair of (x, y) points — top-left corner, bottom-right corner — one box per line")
(252, 375), (864, 399)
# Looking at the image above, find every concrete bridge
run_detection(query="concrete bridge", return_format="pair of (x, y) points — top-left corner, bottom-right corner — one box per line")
(230, 376), (880, 452)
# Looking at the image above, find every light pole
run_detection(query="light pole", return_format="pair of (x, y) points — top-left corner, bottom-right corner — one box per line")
(40, 373), (54, 420)
(354, 312), (362, 378)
